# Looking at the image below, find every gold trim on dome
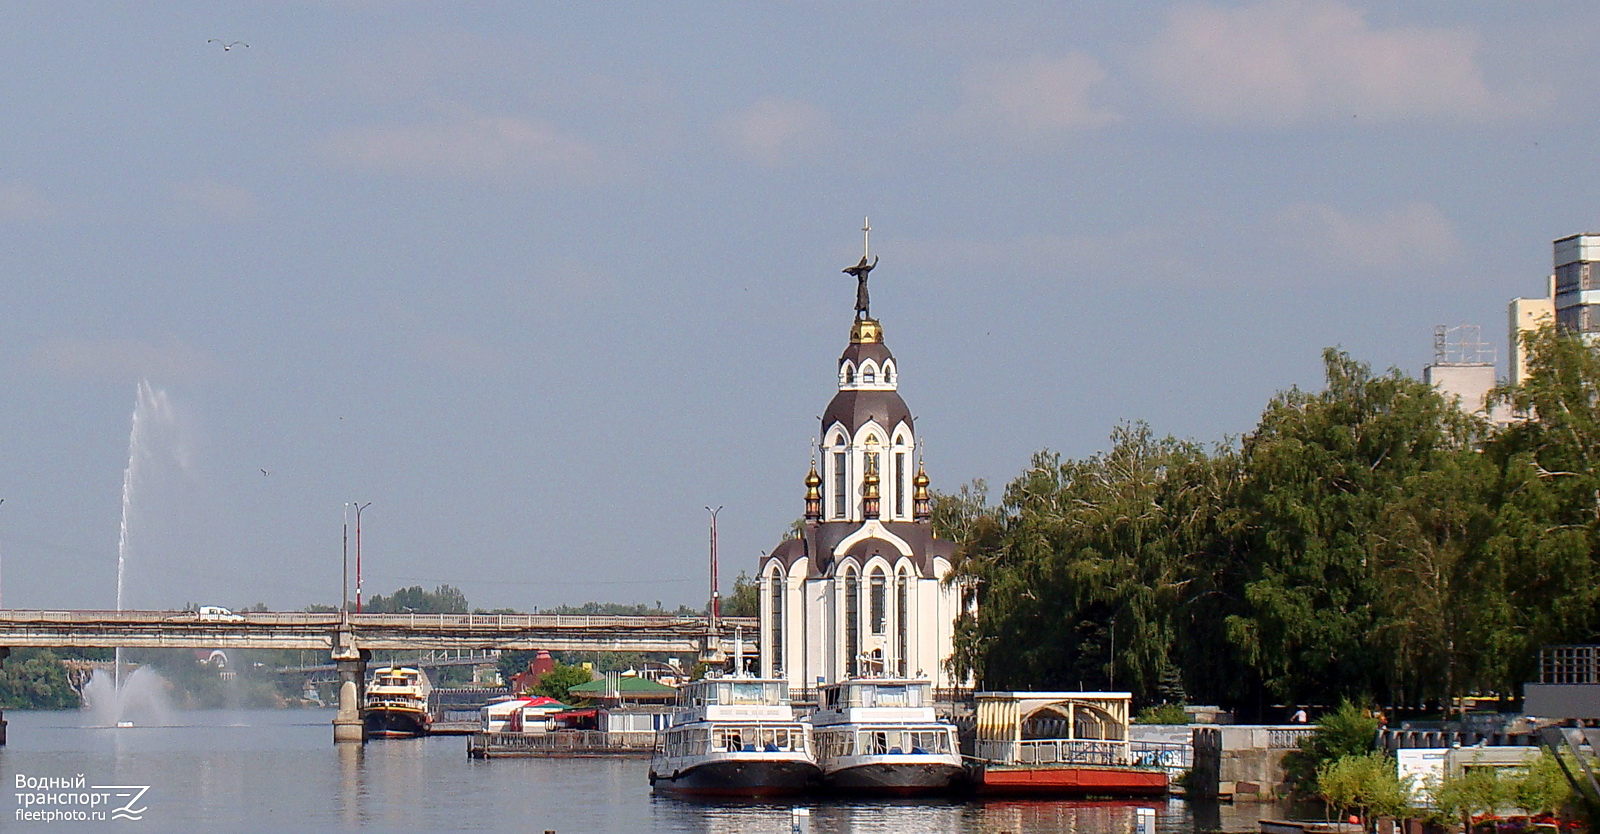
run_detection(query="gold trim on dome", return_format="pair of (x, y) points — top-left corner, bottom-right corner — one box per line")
(850, 318), (883, 344)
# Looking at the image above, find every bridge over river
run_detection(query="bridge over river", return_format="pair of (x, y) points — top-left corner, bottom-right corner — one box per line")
(0, 609), (758, 744)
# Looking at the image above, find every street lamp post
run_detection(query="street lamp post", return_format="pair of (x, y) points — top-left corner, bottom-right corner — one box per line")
(705, 506), (722, 626)
(354, 502), (371, 613)
(342, 503), (350, 615)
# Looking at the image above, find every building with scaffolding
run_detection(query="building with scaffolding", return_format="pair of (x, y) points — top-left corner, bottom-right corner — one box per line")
(1423, 324), (1507, 423)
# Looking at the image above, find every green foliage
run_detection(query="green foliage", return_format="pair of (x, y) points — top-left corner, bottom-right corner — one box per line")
(532, 663), (592, 703)
(1133, 702), (1188, 724)
(1432, 766), (1509, 830)
(948, 421), (1237, 700)
(365, 584), (470, 614)
(1510, 753), (1575, 816)
(1283, 702), (1381, 794)
(1317, 752), (1412, 828)
(723, 571), (759, 619)
(946, 336), (1600, 714)
(929, 478), (990, 546)
(0, 648), (82, 709)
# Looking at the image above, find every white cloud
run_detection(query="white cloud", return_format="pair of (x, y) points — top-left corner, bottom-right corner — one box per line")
(716, 98), (833, 166)
(168, 180), (257, 222)
(25, 336), (220, 382)
(1143, 0), (1535, 126)
(956, 52), (1120, 136)
(322, 109), (602, 179)
(1270, 201), (1459, 269)
(0, 183), (53, 221)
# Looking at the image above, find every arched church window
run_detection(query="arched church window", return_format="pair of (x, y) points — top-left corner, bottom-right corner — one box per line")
(896, 567), (911, 677)
(895, 451), (907, 518)
(884, 363), (895, 383)
(768, 568), (784, 676)
(870, 567), (887, 636)
(863, 366), (876, 384)
(842, 363), (855, 384)
(832, 449), (847, 519)
(843, 568), (860, 678)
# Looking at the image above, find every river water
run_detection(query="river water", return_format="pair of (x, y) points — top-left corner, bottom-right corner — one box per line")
(1, 709), (1282, 832)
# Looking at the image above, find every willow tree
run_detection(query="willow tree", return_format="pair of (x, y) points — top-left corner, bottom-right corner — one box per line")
(1486, 326), (1600, 683)
(947, 423), (1220, 702)
(1368, 437), (1504, 714)
(1225, 349), (1467, 705)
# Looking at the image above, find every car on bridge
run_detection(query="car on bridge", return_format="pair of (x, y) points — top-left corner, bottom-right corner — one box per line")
(197, 606), (245, 622)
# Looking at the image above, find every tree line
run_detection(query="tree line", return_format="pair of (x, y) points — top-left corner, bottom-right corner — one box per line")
(937, 329), (1600, 718)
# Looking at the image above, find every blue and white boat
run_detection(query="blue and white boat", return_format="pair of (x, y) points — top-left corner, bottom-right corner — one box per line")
(649, 676), (819, 797)
(809, 678), (962, 795)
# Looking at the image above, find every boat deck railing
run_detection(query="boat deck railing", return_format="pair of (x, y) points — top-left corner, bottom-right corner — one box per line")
(977, 738), (1130, 767)
(467, 730), (656, 757)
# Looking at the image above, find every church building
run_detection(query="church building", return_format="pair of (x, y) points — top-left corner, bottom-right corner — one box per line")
(758, 237), (965, 689)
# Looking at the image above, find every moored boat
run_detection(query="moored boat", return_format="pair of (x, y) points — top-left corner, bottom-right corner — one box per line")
(364, 666), (432, 739)
(809, 678), (962, 795)
(649, 676), (819, 797)
(967, 691), (1169, 796)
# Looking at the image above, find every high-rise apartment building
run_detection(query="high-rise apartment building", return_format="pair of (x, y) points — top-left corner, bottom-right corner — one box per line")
(1553, 234), (1600, 337)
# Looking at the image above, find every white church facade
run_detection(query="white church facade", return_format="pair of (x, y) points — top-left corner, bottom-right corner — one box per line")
(757, 246), (965, 690)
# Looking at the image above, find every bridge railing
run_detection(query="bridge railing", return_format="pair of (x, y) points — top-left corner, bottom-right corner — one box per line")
(0, 609), (758, 633)
(346, 613), (757, 631)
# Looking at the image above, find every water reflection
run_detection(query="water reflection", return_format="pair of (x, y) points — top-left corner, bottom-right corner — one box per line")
(656, 795), (1187, 834)
(3, 710), (1289, 833)
(337, 741), (363, 828)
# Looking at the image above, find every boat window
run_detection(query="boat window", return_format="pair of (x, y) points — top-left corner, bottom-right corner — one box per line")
(874, 684), (909, 707)
(730, 682), (766, 704)
(860, 730), (889, 756)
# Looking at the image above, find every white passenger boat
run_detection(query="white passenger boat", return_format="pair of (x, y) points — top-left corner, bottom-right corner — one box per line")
(363, 666), (432, 738)
(809, 678), (962, 795)
(649, 676), (819, 797)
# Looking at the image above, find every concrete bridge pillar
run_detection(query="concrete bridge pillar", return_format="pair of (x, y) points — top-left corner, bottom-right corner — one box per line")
(332, 649), (370, 744)
(0, 647), (9, 745)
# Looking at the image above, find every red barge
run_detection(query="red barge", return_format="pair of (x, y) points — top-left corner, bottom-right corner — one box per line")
(967, 691), (1170, 797)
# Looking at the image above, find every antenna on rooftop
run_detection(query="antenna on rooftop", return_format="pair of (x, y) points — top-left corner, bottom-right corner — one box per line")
(1433, 324), (1495, 366)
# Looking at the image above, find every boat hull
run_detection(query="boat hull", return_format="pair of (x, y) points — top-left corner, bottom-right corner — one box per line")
(971, 764), (1168, 797)
(650, 758), (821, 797)
(822, 759), (963, 795)
(365, 707), (429, 739)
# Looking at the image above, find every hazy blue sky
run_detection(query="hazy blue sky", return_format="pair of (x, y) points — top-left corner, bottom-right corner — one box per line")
(2, 2), (1596, 611)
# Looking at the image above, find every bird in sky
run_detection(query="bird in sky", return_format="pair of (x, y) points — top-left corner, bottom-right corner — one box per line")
(260, 469), (270, 476)
(208, 39), (248, 51)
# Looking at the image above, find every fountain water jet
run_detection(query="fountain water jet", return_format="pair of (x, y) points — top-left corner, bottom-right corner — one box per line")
(106, 381), (182, 720)
(82, 665), (174, 728)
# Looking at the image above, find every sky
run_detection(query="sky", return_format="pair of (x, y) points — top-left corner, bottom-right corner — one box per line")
(2, 1), (1597, 613)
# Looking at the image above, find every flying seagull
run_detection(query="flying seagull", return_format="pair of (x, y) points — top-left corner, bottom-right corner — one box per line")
(260, 469), (270, 476)
(208, 39), (248, 51)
